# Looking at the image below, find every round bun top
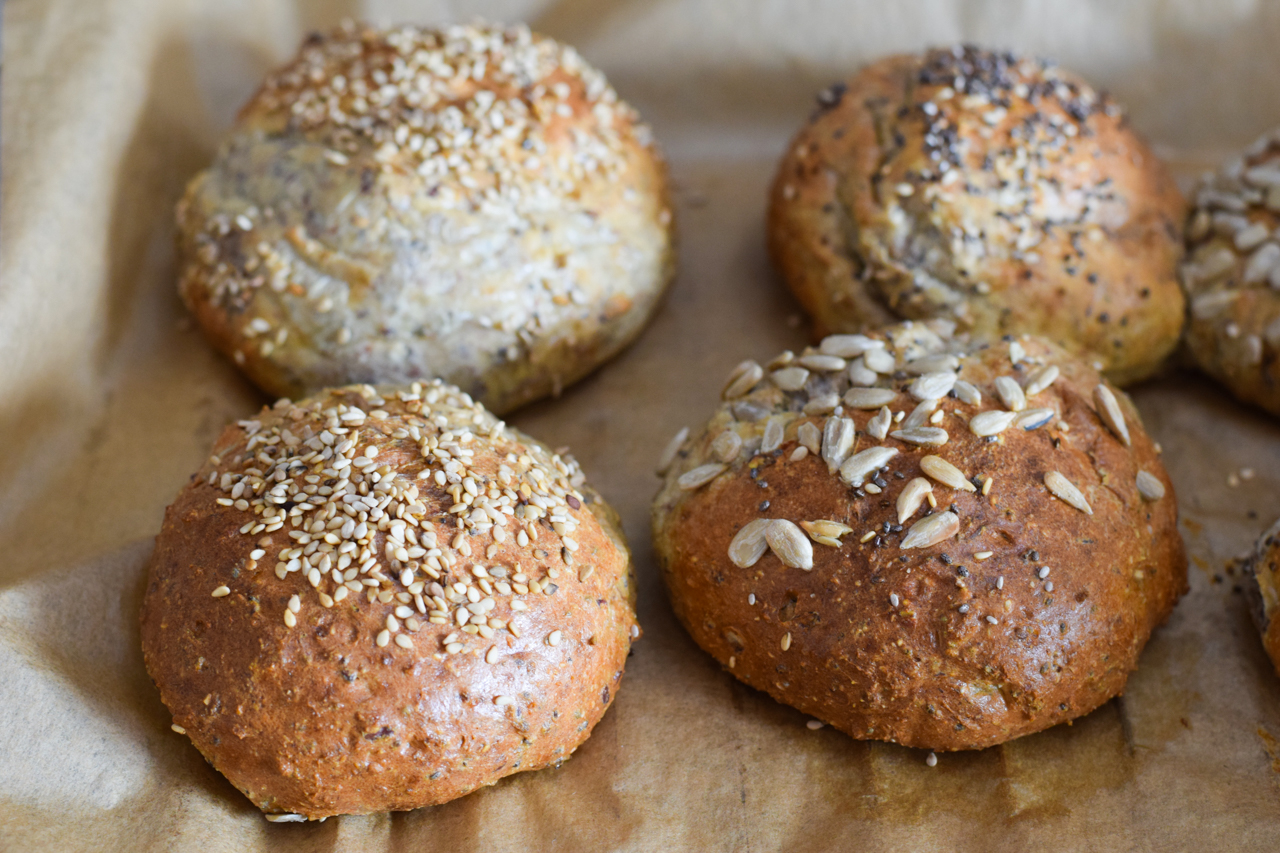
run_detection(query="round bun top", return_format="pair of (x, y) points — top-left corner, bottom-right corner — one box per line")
(141, 380), (637, 817)
(653, 320), (1186, 749)
(769, 45), (1185, 385)
(243, 20), (646, 205)
(177, 21), (672, 411)
(1182, 131), (1280, 417)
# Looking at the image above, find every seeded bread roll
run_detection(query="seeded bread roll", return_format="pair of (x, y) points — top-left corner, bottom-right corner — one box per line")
(177, 21), (674, 414)
(652, 321), (1186, 750)
(141, 381), (638, 819)
(1181, 132), (1280, 418)
(768, 46), (1186, 386)
(1235, 519), (1280, 677)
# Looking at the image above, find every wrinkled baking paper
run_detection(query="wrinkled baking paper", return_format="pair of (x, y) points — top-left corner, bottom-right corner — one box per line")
(3, 0), (1280, 849)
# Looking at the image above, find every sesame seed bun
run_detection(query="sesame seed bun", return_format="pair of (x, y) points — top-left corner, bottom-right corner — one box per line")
(651, 321), (1186, 750)
(1182, 132), (1280, 418)
(767, 45), (1186, 386)
(177, 21), (674, 414)
(141, 381), (638, 818)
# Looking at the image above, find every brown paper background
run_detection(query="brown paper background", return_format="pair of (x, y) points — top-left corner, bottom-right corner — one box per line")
(5, 0), (1280, 849)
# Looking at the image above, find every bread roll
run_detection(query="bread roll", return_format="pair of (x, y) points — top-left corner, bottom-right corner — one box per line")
(141, 381), (638, 818)
(1237, 518), (1280, 677)
(1182, 131), (1280, 418)
(768, 45), (1185, 386)
(652, 320), (1186, 750)
(177, 21), (674, 414)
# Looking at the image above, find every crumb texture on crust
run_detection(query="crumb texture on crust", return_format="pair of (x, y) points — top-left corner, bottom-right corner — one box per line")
(652, 320), (1186, 750)
(141, 380), (638, 818)
(768, 45), (1185, 386)
(177, 21), (674, 413)
(1183, 131), (1280, 419)
(1237, 517), (1280, 677)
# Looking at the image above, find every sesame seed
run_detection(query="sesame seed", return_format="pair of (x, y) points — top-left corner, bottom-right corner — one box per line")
(376, 630), (391, 647)
(486, 646), (500, 664)
(806, 720), (825, 730)
(211, 586), (230, 598)
(171, 724), (186, 734)
(283, 609), (296, 628)
(780, 632), (792, 651)
(547, 630), (562, 646)
(926, 752), (938, 767)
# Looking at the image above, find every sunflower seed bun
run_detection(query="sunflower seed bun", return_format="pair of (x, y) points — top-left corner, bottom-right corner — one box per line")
(1235, 518), (1280, 677)
(1182, 132), (1280, 418)
(768, 45), (1185, 386)
(652, 321), (1186, 750)
(141, 381), (638, 818)
(177, 21), (674, 414)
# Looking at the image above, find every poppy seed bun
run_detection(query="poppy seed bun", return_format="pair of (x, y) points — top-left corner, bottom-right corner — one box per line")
(141, 381), (638, 818)
(177, 21), (674, 414)
(768, 45), (1186, 386)
(1236, 518), (1280, 677)
(1182, 131), (1280, 418)
(652, 321), (1186, 750)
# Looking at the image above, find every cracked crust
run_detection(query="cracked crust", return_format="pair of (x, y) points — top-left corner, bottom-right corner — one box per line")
(768, 46), (1185, 386)
(652, 322), (1186, 750)
(177, 22), (674, 414)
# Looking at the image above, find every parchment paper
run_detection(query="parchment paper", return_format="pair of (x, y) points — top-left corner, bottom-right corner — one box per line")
(4, 1), (1280, 850)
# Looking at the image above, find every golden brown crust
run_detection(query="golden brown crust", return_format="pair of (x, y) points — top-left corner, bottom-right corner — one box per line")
(652, 322), (1186, 750)
(141, 382), (638, 818)
(176, 22), (674, 414)
(1182, 132), (1280, 419)
(768, 46), (1186, 386)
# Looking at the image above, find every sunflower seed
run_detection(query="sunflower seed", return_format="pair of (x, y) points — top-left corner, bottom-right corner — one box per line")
(843, 387), (898, 409)
(798, 422), (822, 454)
(897, 477), (933, 523)
(712, 429), (743, 463)
(890, 427), (949, 447)
(1015, 408), (1055, 430)
(821, 334), (883, 358)
(902, 400), (938, 429)
(1189, 289), (1239, 320)
(863, 348), (896, 374)
(952, 380), (982, 406)
(766, 520), (814, 570)
(762, 416), (786, 453)
(1135, 470), (1166, 501)
(678, 463), (726, 490)
(821, 417), (857, 472)
(901, 511), (960, 549)
(867, 406), (892, 440)
(995, 376), (1026, 412)
(968, 409), (1017, 437)
(803, 393), (840, 415)
(771, 366), (810, 391)
(904, 354), (960, 375)
(723, 360), (764, 399)
(800, 519), (853, 545)
(656, 427), (688, 474)
(798, 354), (847, 372)
(1093, 384), (1131, 446)
(728, 519), (773, 568)
(1045, 470), (1092, 514)
(919, 455), (976, 491)
(847, 358), (879, 386)
(1023, 365), (1059, 396)
(909, 372), (958, 401)
(1243, 243), (1280, 283)
(840, 447), (899, 486)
